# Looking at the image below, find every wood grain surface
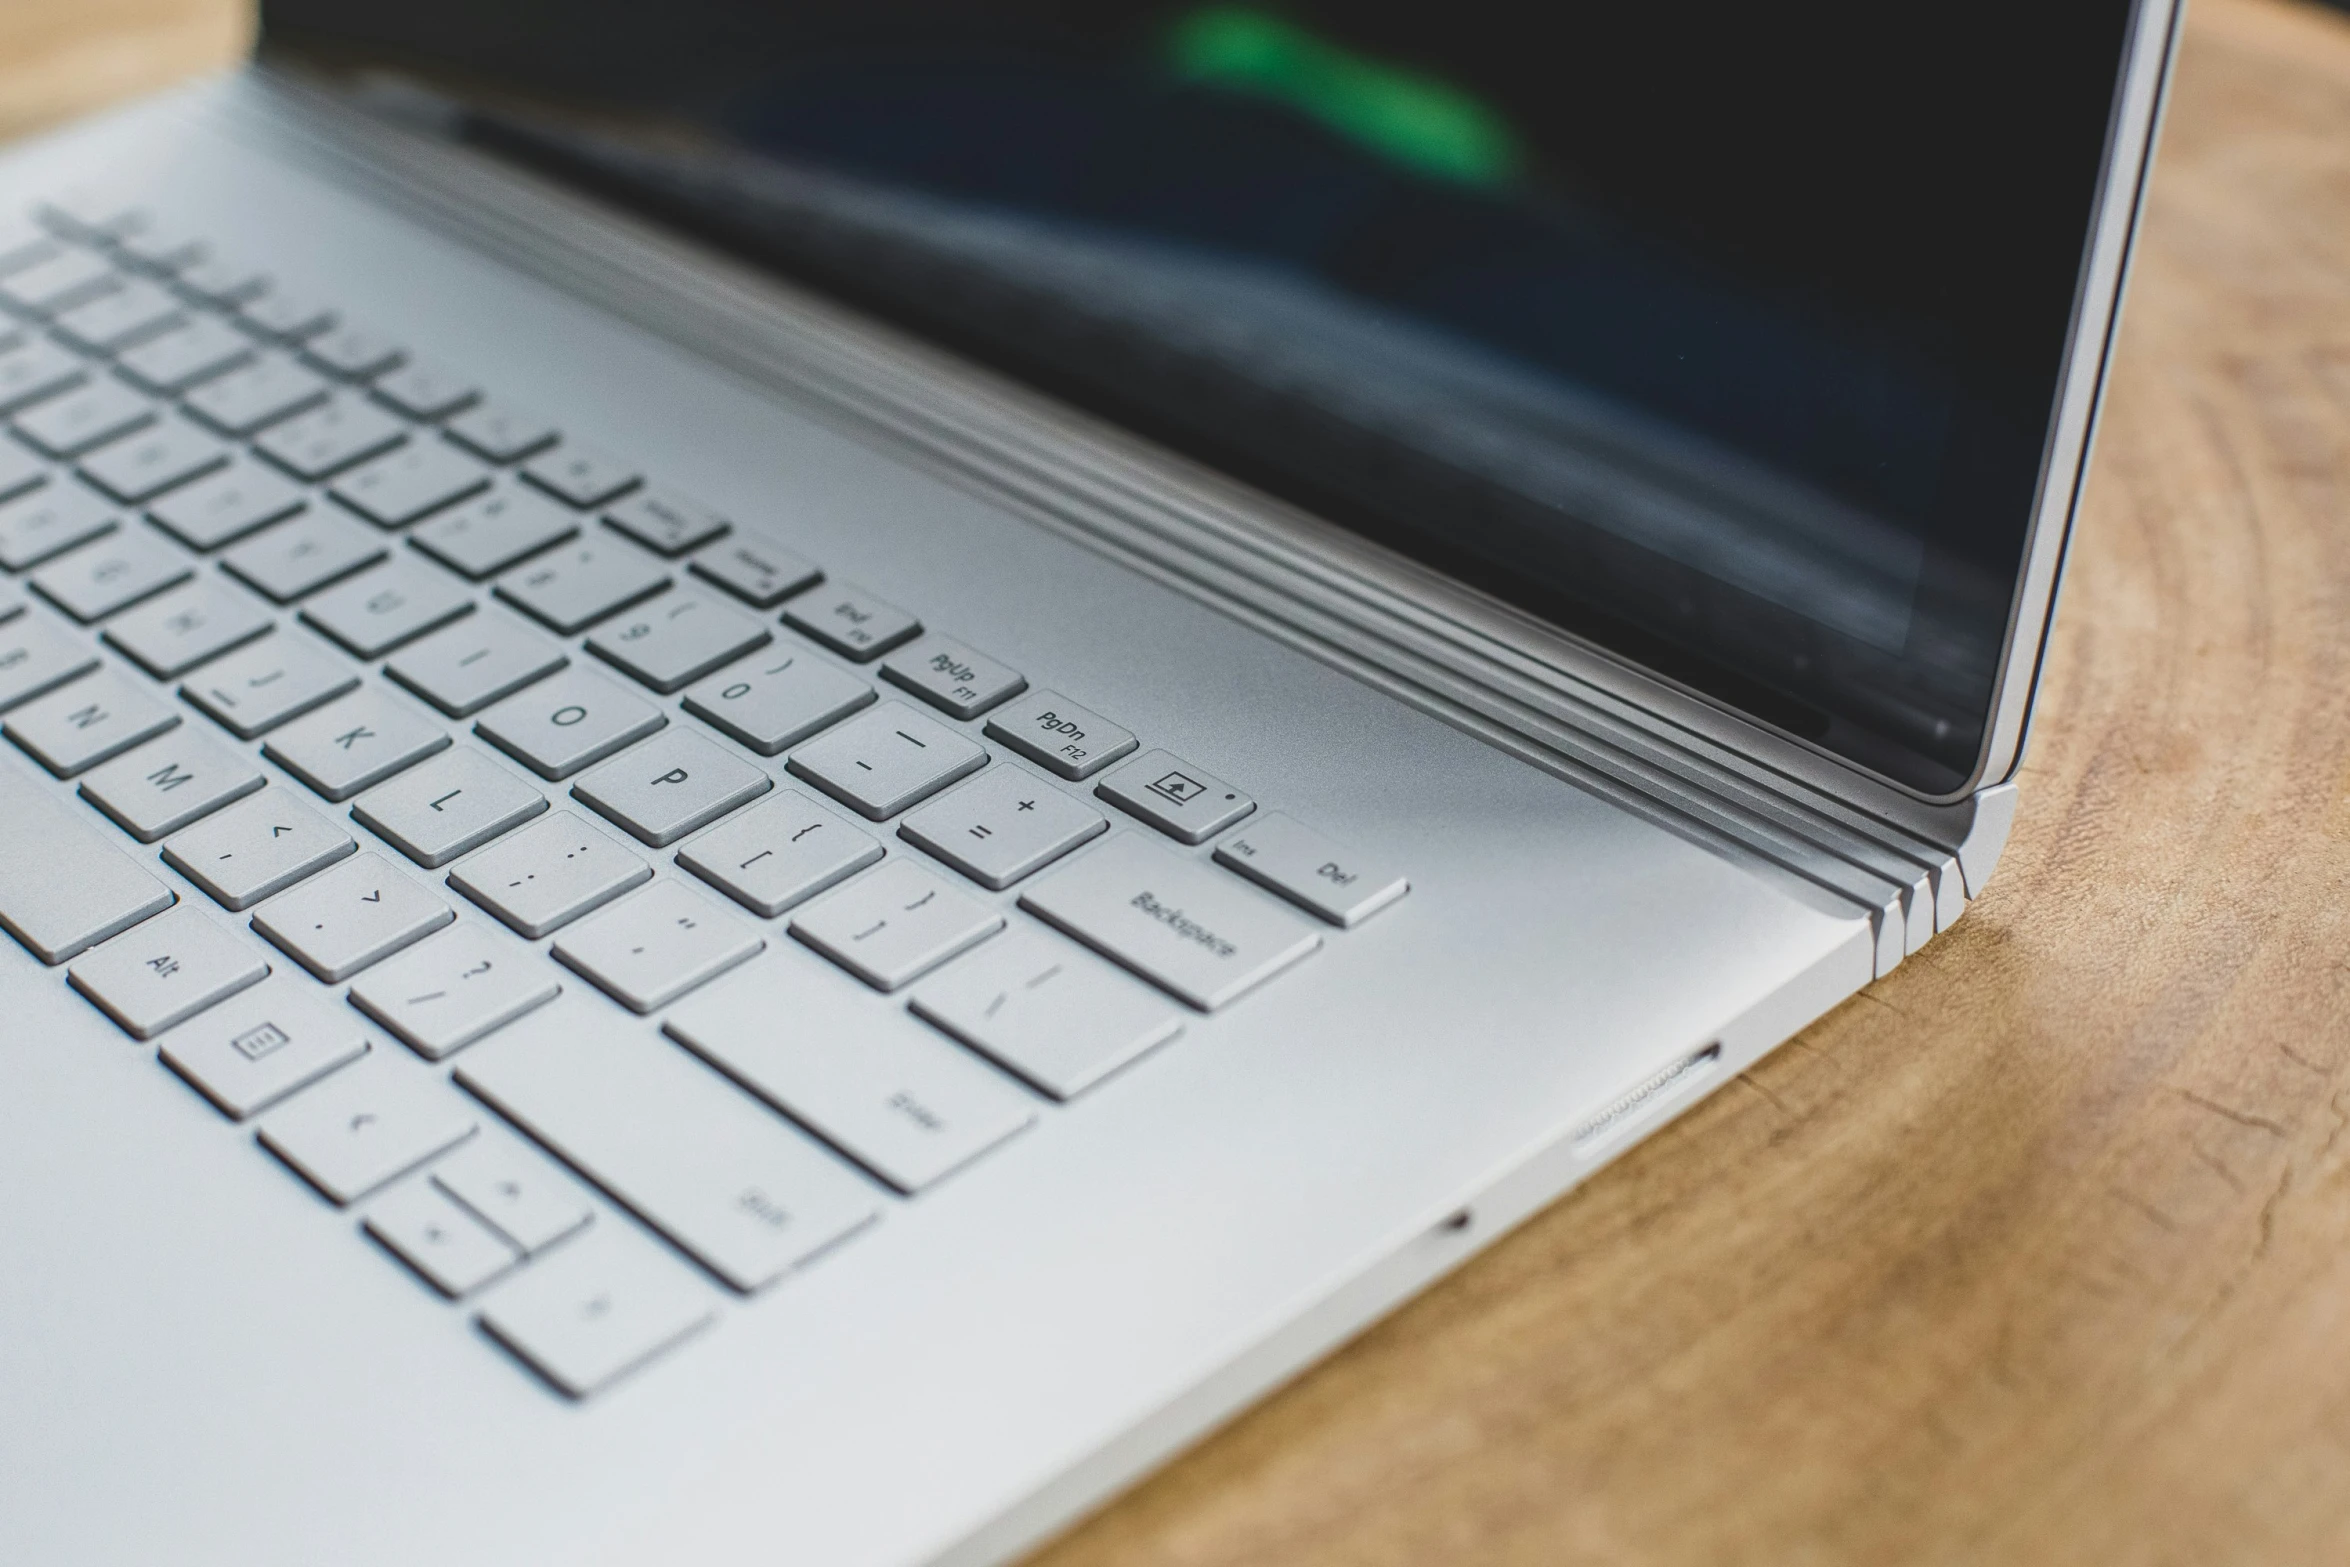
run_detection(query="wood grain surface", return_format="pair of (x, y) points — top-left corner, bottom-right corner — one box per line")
(0, 0), (246, 143)
(17, 0), (2350, 1562)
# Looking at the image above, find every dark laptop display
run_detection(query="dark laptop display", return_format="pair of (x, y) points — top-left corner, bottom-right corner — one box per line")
(265, 0), (2145, 793)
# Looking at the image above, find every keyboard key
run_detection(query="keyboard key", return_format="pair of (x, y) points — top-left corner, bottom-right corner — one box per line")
(263, 688), (450, 801)
(163, 789), (356, 909)
(447, 809), (650, 938)
(676, 788), (881, 918)
(880, 636), (1026, 720)
(983, 688), (1138, 780)
(521, 441), (638, 508)
(0, 338), (87, 413)
(782, 581), (921, 662)
(237, 291), (338, 345)
(67, 904), (268, 1039)
(350, 922), (562, 1059)
(254, 397), (405, 481)
(171, 252), (270, 306)
(159, 979), (368, 1119)
(445, 399), (557, 463)
(689, 529), (820, 608)
(102, 578), (272, 677)
(789, 857), (1002, 992)
(0, 750), (173, 962)
(259, 1057), (476, 1204)
(146, 457), (304, 550)
(5, 666), (179, 775)
(364, 1178), (519, 1299)
(16, 380), (155, 458)
(477, 1222), (713, 1397)
(911, 927), (1184, 1099)
(476, 665), (664, 780)
(220, 511), (386, 603)
(79, 727), (264, 841)
(0, 612), (99, 711)
(298, 560), (473, 657)
(0, 482), (114, 570)
(328, 441), (489, 528)
(667, 957), (1033, 1192)
(0, 224), (55, 272)
(1019, 833), (1319, 1011)
(1213, 812), (1410, 927)
(183, 355), (329, 436)
(456, 997), (877, 1292)
(38, 191), (144, 239)
(585, 590), (768, 694)
(1096, 748), (1256, 845)
(76, 419), (227, 504)
(571, 727), (769, 847)
(385, 612), (565, 717)
(115, 223), (205, 273)
(408, 486), (576, 579)
(680, 646), (871, 755)
(30, 529), (190, 621)
(114, 316), (251, 392)
(898, 764), (1108, 890)
(237, 289), (337, 342)
(785, 701), (985, 821)
(494, 539), (668, 633)
(0, 248), (115, 315)
(602, 487), (726, 555)
(50, 278), (182, 352)
(251, 850), (453, 981)
(431, 1139), (591, 1253)
(300, 324), (404, 380)
(552, 878), (762, 1013)
(371, 358), (477, 421)
(182, 633), (361, 737)
(0, 442), (41, 506)
(353, 747), (547, 868)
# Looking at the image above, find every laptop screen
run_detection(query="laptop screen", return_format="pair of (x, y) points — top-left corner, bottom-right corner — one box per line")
(266, 0), (2147, 794)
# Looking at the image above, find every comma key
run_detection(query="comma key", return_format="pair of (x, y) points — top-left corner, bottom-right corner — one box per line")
(162, 789), (356, 910)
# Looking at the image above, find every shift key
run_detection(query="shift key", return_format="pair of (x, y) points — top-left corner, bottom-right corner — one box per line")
(1017, 832), (1320, 1011)
(455, 997), (878, 1293)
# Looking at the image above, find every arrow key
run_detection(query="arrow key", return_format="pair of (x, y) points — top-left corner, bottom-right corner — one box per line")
(258, 1052), (478, 1204)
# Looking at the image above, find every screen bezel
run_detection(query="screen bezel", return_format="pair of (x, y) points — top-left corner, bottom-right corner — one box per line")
(259, 0), (2187, 805)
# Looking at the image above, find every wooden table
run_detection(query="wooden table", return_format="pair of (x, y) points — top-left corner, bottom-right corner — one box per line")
(19, 0), (2350, 1560)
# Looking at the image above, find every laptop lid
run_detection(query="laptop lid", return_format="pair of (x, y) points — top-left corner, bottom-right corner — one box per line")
(262, 0), (2177, 801)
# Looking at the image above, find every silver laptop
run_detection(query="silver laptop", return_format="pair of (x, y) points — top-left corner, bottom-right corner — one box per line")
(0, 3), (2179, 1563)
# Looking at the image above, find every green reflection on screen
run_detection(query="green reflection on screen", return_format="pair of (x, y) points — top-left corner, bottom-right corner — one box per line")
(1165, 6), (1524, 189)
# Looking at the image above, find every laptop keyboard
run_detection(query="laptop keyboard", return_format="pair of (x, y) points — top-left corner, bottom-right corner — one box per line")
(0, 190), (1413, 1398)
